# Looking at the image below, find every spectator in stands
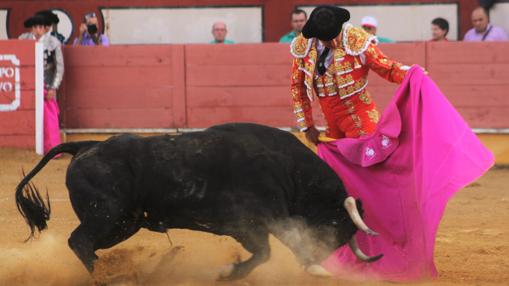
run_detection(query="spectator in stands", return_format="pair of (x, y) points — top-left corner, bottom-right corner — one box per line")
(20, 14), (65, 155)
(361, 16), (394, 43)
(210, 22), (234, 44)
(431, 17), (449, 41)
(464, 6), (508, 41)
(279, 9), (307, 43)
(74, 12), (109, 46)
(36, 10), (65, 44)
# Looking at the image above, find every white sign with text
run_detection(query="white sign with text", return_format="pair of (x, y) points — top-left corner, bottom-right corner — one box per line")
(0, 54), (21, 111)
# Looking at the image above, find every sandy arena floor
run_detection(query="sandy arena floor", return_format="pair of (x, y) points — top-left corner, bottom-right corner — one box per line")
(0, 148), (508, 286)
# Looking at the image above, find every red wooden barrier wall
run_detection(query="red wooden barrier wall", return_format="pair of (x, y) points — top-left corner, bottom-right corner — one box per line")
(0, 40), (38, 148)
(57, 42), (509, 130)
(60, 45), (185, 128)
(427, 42), (509, 129)
(185, 43), (294, 127)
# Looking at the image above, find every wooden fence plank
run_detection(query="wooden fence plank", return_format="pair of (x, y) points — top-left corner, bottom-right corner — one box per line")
(65, 108), (175, 129)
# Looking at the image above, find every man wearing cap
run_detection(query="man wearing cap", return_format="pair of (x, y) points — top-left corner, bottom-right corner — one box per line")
(19, 13), (64, 155)
(35, 10), (66, 44)
(18, 14), (41, 40)
(360, 16), (394, 43)
(290, 5), (408, 144)
(19, 11), (65, 44)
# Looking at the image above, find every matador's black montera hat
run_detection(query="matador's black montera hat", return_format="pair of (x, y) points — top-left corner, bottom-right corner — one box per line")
(302, 5), (350, 41)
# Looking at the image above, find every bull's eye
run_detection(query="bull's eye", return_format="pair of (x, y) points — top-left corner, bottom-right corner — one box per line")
(331, 220), (338, 226)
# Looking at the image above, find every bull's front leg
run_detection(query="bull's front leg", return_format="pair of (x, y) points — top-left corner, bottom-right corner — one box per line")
(268, 220), (331, 277)
(218, 229), (271, 281)
(269, 219), (315, 265)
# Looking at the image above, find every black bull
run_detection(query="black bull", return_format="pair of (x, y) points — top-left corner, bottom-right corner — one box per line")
(15, 123), (381, 280)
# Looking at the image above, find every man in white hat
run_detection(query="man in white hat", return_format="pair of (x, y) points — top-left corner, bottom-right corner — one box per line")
(361, 16), (394, 43)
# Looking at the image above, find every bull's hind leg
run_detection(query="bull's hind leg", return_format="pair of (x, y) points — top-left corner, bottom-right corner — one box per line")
(219, 229), (270, 281)
(68, 215), (141, 273)
(68, 223), (100, 272)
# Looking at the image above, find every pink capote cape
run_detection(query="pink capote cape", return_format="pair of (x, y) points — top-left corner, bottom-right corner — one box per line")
(318, 66), (494, 281)
(43, 96), (61, 154)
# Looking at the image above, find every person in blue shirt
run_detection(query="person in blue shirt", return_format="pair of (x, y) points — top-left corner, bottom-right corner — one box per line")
(210, 22), (235, 44)
(279, 9), (307, 43)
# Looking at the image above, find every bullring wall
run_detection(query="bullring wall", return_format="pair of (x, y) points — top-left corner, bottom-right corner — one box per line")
(2, 41), (509, 163)
(0, 40), (43, 152)
(59, 42), (509, 130)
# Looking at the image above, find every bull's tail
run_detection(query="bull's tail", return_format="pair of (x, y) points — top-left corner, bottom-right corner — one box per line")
(15, 141), (98, 241)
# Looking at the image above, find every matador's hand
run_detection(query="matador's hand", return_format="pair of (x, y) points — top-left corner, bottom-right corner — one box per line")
(305, 126), (320, 145)
(46, 89), (57, 100)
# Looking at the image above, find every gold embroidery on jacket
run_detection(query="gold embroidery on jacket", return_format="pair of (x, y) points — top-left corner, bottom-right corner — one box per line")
(352, 114), (362, 128)
(345, 26), (373, 55)
(359, 91), (373, 104)
(343, 99), (356, 114)
(291, 36), (310, 57)
(367, 109), (380, 123)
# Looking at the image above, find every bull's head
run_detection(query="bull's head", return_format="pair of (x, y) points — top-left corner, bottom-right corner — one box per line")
(306, 196), (382, 267)
(297, 196), (383, 277)
(342, 197), (383, 261)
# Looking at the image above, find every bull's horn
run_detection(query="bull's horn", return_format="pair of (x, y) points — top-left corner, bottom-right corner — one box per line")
(343, 197), (379, 236)
(348, 237), (383, 263)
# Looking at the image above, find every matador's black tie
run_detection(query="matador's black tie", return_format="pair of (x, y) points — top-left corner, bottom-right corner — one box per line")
(317, 47), (330, 76)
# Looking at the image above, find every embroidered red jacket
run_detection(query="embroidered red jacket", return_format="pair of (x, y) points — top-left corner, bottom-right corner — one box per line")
(290, 23), (409, 133)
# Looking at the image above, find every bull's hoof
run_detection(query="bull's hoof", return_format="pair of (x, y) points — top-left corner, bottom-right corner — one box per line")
(305, 264), (331, 278)
(217, 263), (251, 281)
(218, 263), (235, 280)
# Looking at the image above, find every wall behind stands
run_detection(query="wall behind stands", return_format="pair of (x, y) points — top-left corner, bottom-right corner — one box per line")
(1, 0), (481, 43)
(491, 2), (509, 33)
(103, 7), (262, 44)
(0, 10), (8, 40)
(58, 42), (509, 130)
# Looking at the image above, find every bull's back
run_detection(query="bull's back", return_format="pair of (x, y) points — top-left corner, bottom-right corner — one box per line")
(208, 123), (329, 171)
(211, 124), (345, 188)
(208, 123), (311, 153)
